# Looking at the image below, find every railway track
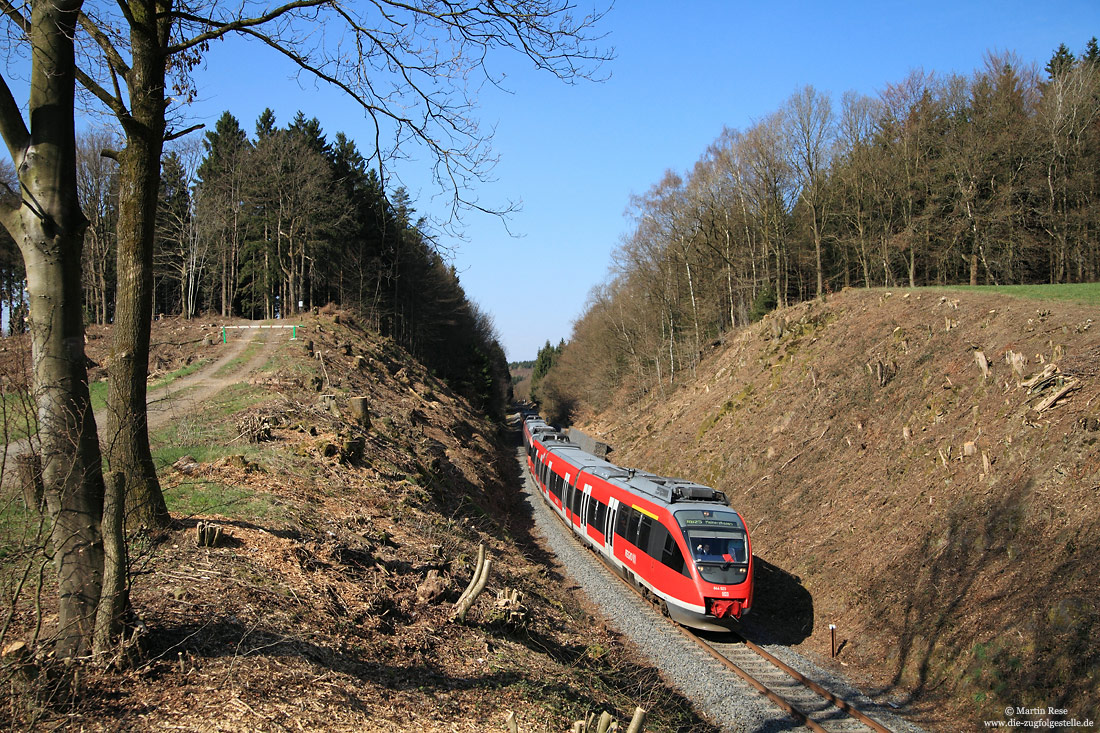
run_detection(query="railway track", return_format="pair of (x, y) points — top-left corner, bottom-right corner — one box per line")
(516, 444), (905, 732)
(683, 630), (892, 732)
(612, 554), (895, 732)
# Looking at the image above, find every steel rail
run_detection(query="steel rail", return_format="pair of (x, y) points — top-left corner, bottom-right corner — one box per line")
(680, 627), (830, 732)
(729, 631), (892, 733)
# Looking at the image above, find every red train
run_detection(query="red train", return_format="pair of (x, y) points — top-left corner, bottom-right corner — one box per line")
(522, 415), (754, 632)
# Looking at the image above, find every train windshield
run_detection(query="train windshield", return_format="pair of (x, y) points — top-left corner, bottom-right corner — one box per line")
(676, 509), (749, 585)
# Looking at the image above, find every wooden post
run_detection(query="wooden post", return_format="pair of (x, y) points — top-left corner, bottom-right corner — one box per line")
(625, 706), (646, 733)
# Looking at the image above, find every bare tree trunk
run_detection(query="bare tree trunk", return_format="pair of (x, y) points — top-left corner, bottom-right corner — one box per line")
(105, 0), (172, 530)
(93, 472), (128, 658)
(0, 0), (106, 657)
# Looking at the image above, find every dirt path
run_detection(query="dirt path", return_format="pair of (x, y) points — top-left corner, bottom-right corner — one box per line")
(143, 323), (283, 432)
(1, 323), (285, 482)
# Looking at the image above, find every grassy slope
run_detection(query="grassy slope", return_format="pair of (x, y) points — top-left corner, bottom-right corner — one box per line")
(580, 286), (1100, 730)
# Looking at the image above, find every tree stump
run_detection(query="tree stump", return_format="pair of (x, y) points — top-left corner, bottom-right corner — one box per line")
(974, 350), (990, 380)
(196, 521), (223, 547)
(350, 396), (370, 429)
(320, 394), (340, 417)
(453, 544), (490, 623)
(341, 436), (365, 464)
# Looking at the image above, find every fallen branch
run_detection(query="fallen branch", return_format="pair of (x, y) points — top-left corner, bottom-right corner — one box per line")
(1022, 364), (1058, 391)
(452, 544), (490, 623)
(1034, 378), (1080, 413)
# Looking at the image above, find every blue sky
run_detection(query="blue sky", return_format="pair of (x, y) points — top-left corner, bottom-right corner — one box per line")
(97, 2), (1100, 359)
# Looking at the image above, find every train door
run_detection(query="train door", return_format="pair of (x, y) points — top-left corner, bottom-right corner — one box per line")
(581, 483), (593, 543)
(606, 498), (620, 554)
(563, 472), (573, 523)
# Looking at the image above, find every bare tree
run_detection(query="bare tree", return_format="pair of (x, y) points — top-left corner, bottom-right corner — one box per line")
(834, 91), (882, 287)
(155, 138), (208, 318)
(77, 128), (119, 324)
(783, 85), (834, 297)
(1034, 59), (1100, 282)
(742, 113), (795, 307)
(0, 0), (107, 658)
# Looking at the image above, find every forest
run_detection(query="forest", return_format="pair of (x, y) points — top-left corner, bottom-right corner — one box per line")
(0, 109), (510, 417)
(535, 41), (1100, 423)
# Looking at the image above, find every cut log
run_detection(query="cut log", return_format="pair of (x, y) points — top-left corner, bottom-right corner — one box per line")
(1022, 364), (1058, 391)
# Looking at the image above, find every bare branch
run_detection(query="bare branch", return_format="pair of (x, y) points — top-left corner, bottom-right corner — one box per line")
(78, 10), (131, 79)
(164, 122), (204, 142)
(0, 71), (30, 163)
(168, 0), (330, 55)
(74, 65), (130, 120)
(0, 0), (29, 34)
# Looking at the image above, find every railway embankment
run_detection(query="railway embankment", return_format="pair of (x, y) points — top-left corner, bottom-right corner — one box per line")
(577, 287), (1100, 731)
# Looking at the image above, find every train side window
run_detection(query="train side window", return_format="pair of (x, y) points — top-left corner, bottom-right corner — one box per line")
(648, 523), (669, 558)
(626, 509), (641, 545)
(572, 486), (584, 517)
(615, 506), (629, 537)
(588, 498), (606, 529)
(660, 533), (688, 576)
(637, 515), (653, 553)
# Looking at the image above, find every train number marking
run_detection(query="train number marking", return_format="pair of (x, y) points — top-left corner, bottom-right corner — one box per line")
(624, 549), (636, 565)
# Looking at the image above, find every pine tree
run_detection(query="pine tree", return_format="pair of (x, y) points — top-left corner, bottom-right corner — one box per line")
(1046, 43), (1077, 79)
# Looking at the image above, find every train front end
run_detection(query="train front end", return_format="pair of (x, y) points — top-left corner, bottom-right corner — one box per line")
(672, 507), (754, 631)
